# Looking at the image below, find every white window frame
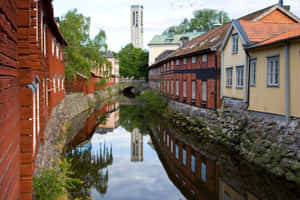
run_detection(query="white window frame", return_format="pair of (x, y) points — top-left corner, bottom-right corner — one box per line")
(171, 140), (173, 153)
(58, 76), (60, 92)
(202, 54), (208, 63)
(43, 24), (47, 56)
(192, 56), (197, 64)
(236, 66), (244, 89)
(37, 83), (40, 134)
(167, 80), (169, 94)
(183, 58), (187, 65)
(250, 59), (257, 87)
(176, 59), (180, 65)
(226, 67), (233, 88)
(183, 81), (187, 98)
(33, 91), (36, 155)
(267, 56), (280, 87)
(56, 43), (60, 59)
(41, 11), (44, 52)
(192, 81), (196, 100)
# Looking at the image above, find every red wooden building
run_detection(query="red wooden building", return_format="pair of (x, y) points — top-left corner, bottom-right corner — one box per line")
(149, 24), (229, 110)
(0, 0), (67, 199)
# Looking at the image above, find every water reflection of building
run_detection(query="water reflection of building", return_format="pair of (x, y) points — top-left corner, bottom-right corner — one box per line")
(131, 128), (143, 162)
(70, 103), (118, 147)
(150, 126), (260, 200)
(97, 103), (120, 133)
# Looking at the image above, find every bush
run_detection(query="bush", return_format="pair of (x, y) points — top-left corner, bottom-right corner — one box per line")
(33, 159), (82, 200)
(137, 89), (167, 113)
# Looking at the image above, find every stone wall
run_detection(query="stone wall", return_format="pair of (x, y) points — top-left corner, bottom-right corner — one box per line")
(34, 85), (121, 176)
(167, 99), (300, 182)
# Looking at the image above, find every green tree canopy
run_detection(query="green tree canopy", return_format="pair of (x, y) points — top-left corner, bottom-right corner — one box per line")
(118, 44), (148, 79)
(59, 9), (111, 80)
(163, 9), (230, 35)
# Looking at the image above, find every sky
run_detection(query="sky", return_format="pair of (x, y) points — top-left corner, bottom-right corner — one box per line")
(53, 0), (300, 52)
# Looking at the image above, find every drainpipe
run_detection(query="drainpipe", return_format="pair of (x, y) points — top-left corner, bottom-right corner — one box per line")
(243, 52), (249, 103)
(245, 50), (251, 107)
(284, 42), (290, 123)
(220, 51), (224, 99)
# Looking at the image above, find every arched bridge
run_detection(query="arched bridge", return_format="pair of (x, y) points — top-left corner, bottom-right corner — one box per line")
(119, 80), (148, 96)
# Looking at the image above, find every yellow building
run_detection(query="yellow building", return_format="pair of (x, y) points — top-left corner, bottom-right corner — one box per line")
(247, 28), (300, 120)
(220, 3), (300, 102)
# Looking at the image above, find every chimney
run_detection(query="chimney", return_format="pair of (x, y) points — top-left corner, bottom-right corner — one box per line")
(179, 36), (189, 47)
(166, 28), (175, 42)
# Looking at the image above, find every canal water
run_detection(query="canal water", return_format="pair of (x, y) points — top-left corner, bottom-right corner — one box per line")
(66, 100), (300, 200)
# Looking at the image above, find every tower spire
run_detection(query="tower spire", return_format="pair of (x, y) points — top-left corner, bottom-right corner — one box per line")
(279, 0), (283, 6)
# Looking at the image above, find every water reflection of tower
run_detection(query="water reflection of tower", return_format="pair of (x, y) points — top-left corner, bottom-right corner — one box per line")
(131, 128), (143, 162)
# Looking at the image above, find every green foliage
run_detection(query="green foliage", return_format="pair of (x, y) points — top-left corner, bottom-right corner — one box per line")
(163, 9), (230, 34)
(33, 159), (82, 200)
(120, 90), (168, 133)
(118, 44), (148, 79)
(59, 9), (111, 80)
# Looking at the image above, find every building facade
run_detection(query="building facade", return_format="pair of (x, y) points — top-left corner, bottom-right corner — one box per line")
(149, 24), (229, 110)
(0, 0), (67, 199)
(148, 31), (203, 66)
(247, 28), (300, 119)
(131, 5), (144, 49)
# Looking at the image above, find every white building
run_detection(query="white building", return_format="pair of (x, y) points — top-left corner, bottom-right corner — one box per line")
(131, 128), (143, 162)
(131, 5), (144, 49)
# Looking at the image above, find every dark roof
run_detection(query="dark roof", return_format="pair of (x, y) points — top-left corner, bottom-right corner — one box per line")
(155, 50), (176, 62)
(151, 23), (230, 67)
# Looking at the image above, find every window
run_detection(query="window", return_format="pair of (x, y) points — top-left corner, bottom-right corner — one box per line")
(43, 24), (47, 56)
(183, 81), (187, 98)
(182, 149), (186, 166)
(202, 54), (208, 62)
(136, 11), (139, 27)
(52, 38), (55, 56)
(171, 60), (174, 66)
(167, 135), (169, 147)
(171, 80), (173, 95)
(267, 56), (280, 87)
(57, 76), (60, 92)
(191, 155), (196, 173)
(176, 59), (180, 65)
(53, 74), (56, 93)
(176, 80), (179, 96)
(167, 81), (169, 94)
(183, 58), (187, 65)
(62, 78), (64, 90)
(232, 33), (239, 54)
(192, 56), (197, 64)
(175, 145), (179, 159)
(163, 132), (166, 142)
(224, 192), (231, 200)
(201, 163), (206, 182)
(236, 66), (244, 89)
(132, 12), (135, 26)
(202, 81), (207, 102)
(250, 59), (256, 86)
(171, 140), (173, 153)
(56, 43), (60, 59)
(192, 81), (196, 100)
(226, 68), (233, 88)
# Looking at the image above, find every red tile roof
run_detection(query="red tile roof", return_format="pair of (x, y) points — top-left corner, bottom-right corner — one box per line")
(240, 20), (300, 43)
(255, 27), (300, 47)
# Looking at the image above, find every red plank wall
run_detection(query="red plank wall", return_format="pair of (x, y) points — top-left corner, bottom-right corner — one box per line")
(0, 0), (21, 199)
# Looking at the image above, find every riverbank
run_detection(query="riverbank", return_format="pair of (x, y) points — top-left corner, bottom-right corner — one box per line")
(34, 85), (122, 176)
(166, 99), (300, 183)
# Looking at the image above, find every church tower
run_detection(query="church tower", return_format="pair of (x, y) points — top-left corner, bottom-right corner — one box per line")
(131, 5), (144, 49)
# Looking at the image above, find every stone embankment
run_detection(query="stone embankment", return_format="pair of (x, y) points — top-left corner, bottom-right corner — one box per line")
(34, 86), (121, 176)
(167, 99), (300, 183)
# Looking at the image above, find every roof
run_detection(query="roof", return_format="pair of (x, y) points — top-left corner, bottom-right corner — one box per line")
(251, 27), (300, 48)
(240, 20), (300, 44)
(131, 5), (143, 8)
(151, 23), (230, 67)
(240, 4), (300, 23)
(148, 32), (204, 45)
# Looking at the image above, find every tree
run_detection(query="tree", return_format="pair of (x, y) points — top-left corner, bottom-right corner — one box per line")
(118, 44), (148, 79)
(163, 9), (230, 34)
(59, 9), (111, 80)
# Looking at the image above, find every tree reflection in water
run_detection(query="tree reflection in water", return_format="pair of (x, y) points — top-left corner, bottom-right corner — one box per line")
(66, 142), (113, 199)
